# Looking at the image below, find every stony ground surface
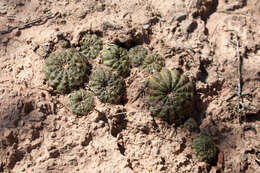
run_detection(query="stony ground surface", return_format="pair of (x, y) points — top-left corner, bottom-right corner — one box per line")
(0, 0), (260, 172)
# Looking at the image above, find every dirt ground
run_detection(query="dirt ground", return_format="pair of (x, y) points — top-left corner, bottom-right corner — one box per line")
(0, 0), (260, 172)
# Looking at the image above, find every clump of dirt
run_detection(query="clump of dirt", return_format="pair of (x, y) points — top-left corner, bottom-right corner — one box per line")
(0, 0), (259, 172)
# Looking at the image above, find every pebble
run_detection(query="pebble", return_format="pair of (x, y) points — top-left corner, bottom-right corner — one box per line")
(14, 29), (21, 37)
(1, 38), (9, 45)
(181, 19), (198, 33)
(59, 39), (70, 48)
(48, 149), (60, 158)
(77, 10), (88, 19)
(143, 24), (151, 30)
(56, 31), (64, 40)
(0, 4), (7, 15)
(172, 12), (187, 23)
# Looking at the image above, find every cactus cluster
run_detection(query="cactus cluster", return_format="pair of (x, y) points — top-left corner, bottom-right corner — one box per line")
(192, 135), (217, 163)
(101, 44), (130, 77)
(128, 45), (148, 67)
(43, 49), (91, 93)
(89, 67), (126, 104)
(79, 34), (102, 59)
(141, 53), (165, 74)
(68, 90), (94, 115)
(145, 69), (194, 124)
(39, 31), (224, 166)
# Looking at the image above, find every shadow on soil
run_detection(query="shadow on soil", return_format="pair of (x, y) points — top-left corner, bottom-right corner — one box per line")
(0, 97), (54, 170)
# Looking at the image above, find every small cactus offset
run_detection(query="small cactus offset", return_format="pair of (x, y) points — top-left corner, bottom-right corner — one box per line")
(89, 67), (125, 104)
(79, 34), (102, 59)
(43, 49), (91, 93)
(128, 45), (148, 67)
(192, 135), (217, 163)
(68, 90), (94, 115)
(145, 69), (193, 124)
(184, 117), (198, 132)
(101, 44), (130, 77)
(141, 53), (165, 74)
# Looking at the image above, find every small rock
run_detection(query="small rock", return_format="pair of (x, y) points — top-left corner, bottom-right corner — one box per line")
(31, 43), (39, 52)
(240, 153), (248, 171)
(45, 159), (57, 170)
(172, 12), (187, 23)
(28, 129), (40, 141)
(158, 164), (167, 171)
(80, 132), (92, 146)
(56, 31), (64, 40)
(96, 3), (106, 12)
(1, 37), (9, 45)
(47, 145), (56, 151)
(36, 102), (50, 113)
(51, 132), (57, 138)
(36, 41), (54, 58)
(29, 110), (46, 122)
(23, 101), (34, 114)
(7, 149), (25, 169)
(15, 1), (25, 6)
(25, 138), (42, 153)
(181, 19), (198, 33)
(143, 24), (151, 30)
(0, 4), (7, 15)
(14, 29), (21, 37)
(59, 39), (70, 48)
(48, 146), (60, 158)
(3, 129), (18, 146)
(49, 149), (60, 158)
(69, 158), (78, 166)
(77, 10), (88, 19)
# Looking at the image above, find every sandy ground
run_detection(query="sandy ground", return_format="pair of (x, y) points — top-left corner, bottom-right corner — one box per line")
(0, 0), (260, 172)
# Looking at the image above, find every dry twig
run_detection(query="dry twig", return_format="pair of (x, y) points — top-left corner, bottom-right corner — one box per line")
(0, 12), (57, 36)
(225, 30), (245, 119)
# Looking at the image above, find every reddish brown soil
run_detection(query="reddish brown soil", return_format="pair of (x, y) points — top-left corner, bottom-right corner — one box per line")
(0, 0), (259, 172)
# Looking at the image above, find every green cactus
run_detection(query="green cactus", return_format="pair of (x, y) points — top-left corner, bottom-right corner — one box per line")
(43, 49), (91, 93)
(101, 44), (130, 77)
(141, 53), (165, 74)
(89, 67), (125, 104)
(145, 69), (194, 124)
(128, 45), (148, 67)
(192, 135), (217, 163)
(184, 117), (198, 132)
(79, 34), (102, 59)
(68, 90), (94, 115)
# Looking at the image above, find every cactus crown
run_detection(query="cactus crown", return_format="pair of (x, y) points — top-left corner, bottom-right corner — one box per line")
(79, 34), (102, 59)
(128, 45), (148, 67)
(43, 49), (91, 93)
(145, 69), (193, 124)
(89, 67), (125, 104)
(68, 90), (94, 115)
(101, 44), (130, 77)
(192, 135), (217, 163)
(141, 53), (165, 74)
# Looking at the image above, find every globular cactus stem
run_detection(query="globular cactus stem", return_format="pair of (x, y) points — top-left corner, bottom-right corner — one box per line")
(89, 67), (126, 104)
(43, 49), (91, 93)
(145, 68), (194, 124)
(101, 44), (130, 77)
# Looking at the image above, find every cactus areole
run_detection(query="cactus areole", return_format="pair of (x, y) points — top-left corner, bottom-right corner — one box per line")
(145, 69), (194, 124)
